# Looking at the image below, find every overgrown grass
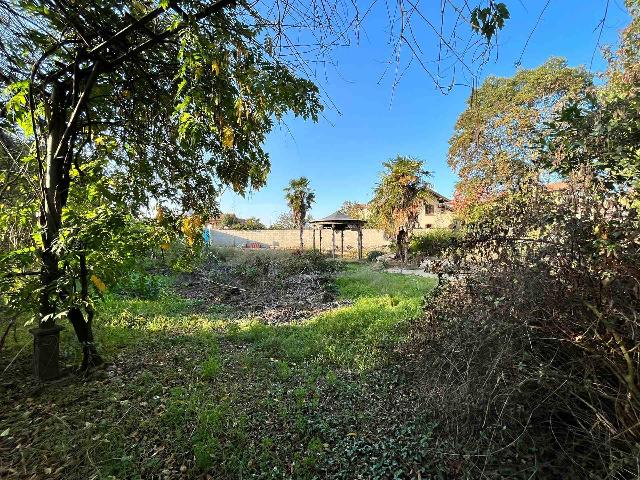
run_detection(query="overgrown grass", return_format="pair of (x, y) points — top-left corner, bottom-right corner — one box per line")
(229, 264), (435, 369)
(0, 260), (438, 479)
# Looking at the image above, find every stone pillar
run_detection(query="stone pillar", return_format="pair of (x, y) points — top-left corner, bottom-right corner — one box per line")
(30, 325), (64, 381)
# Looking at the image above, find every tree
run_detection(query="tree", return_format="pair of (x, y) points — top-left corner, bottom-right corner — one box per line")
(0, 1), (322, 378)
(0, 0), (512, 378)
(271, 212), (297, 230)
(339, 201), (371, 220)
(216, 213), (264, 229)
(542, 6), (640, 195)
(243, 217), (265, 230)
(218, 213), (243, 229)
(369, 156), (432, 261)
(448, 58), (592, 214)
(284, 177), (315, 250)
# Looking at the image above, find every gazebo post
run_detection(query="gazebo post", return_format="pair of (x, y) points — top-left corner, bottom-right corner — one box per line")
(331, 227), (336, 259)
(357, 226), (363, 260)
(341, 230), (344, 258)
(313, 228), (316, 251)
(319, 228), (322, 253)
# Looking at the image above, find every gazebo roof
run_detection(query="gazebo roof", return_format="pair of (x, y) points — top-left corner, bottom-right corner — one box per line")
(309, 211), (366, 227)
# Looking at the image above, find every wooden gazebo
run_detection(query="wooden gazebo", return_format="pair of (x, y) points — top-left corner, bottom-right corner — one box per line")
(309, 211), (366, 259)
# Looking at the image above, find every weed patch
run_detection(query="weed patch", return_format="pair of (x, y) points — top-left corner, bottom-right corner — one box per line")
(0, 258), (440, 479)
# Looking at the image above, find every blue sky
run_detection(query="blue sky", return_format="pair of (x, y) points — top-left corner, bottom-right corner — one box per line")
(221, 0), (631, 225)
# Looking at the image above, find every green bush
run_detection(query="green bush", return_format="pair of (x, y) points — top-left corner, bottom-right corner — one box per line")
(409, 228), (457, 256)
(111, 271), (164, 299)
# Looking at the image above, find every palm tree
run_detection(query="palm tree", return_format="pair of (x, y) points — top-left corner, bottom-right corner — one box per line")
(370, 156), (432, 262)
(284, 177), (315, 250)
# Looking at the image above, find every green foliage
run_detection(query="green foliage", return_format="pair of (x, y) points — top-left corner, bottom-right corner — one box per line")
(369, 156), (433, 240)
(541, 17), (640, 194)
(201, 352), (222, 380)
(270, 211), (297, 229)
(244, 217), (265, 230)
(366, 250), (384, 262)
(0, 0), (324, 351)
(421, 15), (640, 474)
(111, 271), (165, 300)
(339, 201), (372, 223)
(284, 177), (315, 228)
(218, 213), (266, 230)
(230, 265), (436, 369)
(319, 418), (435, 478)
(1, 255), (442, 479)
(409, 228), (458, 256)
(448, 58), (592, 214)
(470, 2), (510, 42)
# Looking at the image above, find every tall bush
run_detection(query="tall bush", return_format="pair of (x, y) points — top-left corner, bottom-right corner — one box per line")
(416, 179), (639, 477)
(409, 228), (458, 256)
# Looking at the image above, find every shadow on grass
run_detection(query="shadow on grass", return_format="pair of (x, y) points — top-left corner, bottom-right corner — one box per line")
(0, 265), (438, 480)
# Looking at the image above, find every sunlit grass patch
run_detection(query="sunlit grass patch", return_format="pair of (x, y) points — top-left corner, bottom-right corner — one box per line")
(335, 263), (436, 300)
(96, 292), (225, 350)
(227, 264), (436, 369)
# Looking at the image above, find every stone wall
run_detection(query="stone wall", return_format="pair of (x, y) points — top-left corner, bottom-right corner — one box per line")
(210, 228), (388, 254)
(209, 227), (444, 254)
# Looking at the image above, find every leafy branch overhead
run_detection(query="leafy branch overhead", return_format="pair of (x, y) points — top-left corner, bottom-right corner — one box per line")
(470, 2), (510, 43)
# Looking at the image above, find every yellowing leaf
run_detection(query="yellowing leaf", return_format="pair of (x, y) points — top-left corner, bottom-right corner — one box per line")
(91, 275), (107, 294)
(222, 126), (234, 149)
(235, 96), (244, 115)
(212, 61), (220, 76)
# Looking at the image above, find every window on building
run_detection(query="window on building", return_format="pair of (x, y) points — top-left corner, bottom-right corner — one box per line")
(425, 203), (434, 215)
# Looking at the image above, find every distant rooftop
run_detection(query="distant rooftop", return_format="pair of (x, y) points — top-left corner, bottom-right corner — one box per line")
(546, 181), (569, 192)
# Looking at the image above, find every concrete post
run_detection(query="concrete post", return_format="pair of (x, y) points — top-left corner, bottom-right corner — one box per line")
(30, 325), (64, 381)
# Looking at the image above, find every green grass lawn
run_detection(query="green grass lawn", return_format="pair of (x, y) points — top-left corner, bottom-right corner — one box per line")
(0, 263), (439, 479)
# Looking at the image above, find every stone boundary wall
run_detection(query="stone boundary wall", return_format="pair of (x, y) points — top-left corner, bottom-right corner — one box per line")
(209, 228), (440, 254)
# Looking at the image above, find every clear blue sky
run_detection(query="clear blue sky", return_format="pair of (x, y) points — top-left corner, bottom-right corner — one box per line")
(221, 0), (631, 226)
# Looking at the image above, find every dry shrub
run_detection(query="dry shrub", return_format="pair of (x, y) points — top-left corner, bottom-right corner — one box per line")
(411, 180), (640, 478)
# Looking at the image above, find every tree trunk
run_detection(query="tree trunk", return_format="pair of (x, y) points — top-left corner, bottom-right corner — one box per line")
(72, 251), (103, 370)
(38, 82), (67, 329)
(32, 82), (67, 379)
(34, 80), (102, 378)
(396, 229), (408, 263)
(68, 308), (102, 370)
(299, 224), (304, 251)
